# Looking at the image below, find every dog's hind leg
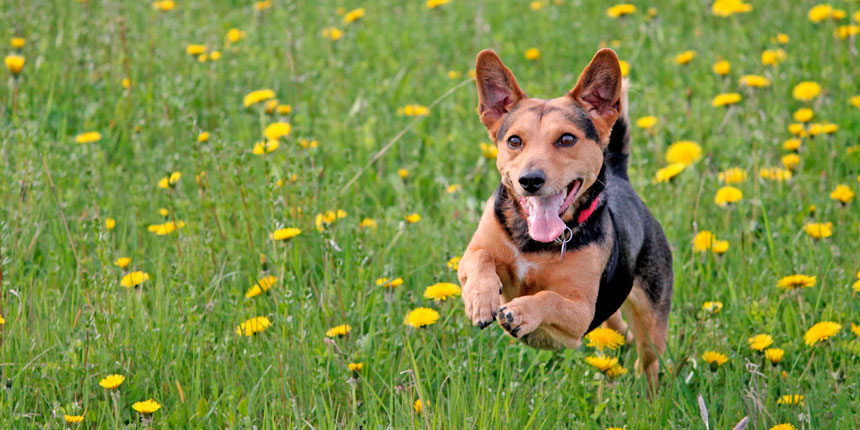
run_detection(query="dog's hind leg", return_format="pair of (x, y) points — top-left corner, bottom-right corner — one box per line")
(622, 282), (668, 395)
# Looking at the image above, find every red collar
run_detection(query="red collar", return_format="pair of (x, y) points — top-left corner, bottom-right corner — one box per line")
(577, 193), (601, 224)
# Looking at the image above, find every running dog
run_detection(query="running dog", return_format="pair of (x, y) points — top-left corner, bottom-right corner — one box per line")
(458, 48), (673, 389)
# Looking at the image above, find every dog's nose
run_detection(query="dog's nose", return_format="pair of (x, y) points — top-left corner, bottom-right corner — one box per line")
(518, 170), (545, 194)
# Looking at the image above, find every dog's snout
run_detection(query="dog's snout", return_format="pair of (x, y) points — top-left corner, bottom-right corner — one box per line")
(518, 169), (545, 194)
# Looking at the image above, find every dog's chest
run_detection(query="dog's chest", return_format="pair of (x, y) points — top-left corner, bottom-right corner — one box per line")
(499, 240), (559, 295)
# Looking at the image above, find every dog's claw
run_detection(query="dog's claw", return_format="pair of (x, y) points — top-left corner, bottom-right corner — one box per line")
(510, 326), (521, 337)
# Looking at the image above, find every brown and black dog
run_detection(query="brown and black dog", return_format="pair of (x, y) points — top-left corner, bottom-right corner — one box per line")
(458, 48), (673, 389)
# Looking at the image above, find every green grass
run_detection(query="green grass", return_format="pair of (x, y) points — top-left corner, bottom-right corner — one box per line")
(2, 0), (860, 428)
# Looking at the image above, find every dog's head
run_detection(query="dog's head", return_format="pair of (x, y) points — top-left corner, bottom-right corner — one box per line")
(475, 48), (623, 243)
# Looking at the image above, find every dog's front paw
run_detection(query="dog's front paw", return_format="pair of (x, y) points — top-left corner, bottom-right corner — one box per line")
(463, 279), (501, 329)
(497, 297), (543, 338)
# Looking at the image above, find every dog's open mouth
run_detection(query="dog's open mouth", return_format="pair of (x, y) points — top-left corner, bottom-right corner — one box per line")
(517, 179), (582, 243)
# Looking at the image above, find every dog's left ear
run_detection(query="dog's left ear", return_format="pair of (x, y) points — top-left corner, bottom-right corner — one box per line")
(569, 48), (623, 140)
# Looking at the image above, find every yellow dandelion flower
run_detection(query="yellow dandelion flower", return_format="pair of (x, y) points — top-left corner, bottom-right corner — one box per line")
(530, 1), (543, 11)
(413, 399), (427, 414)
(853, 280), (860, 294)
(782, 138), (801, 152)
(607, 4), (636, 18)
(480, 142), (498, 159)
(804, 321), (841, 346)
(765, 348), (785, 364)
(263, 122), (291, 140)
(0, 314), (5, 325)
(105, 217), (116, 230)
(524, 48), (541, 61)
(851, 95), (860, 108)
(718, 167), (746, 184)
(585, 327), (625, 350)
(584, 355), (618, 372)
(447, 256), (460, 271)
(360, 218), (377, 229)
(759, 167), (792, 181)
(4, 54), (25, 75)
(781, 153), (800, 170)
(348, 362), (363, 372)
(712, 92), (742, 107)
(326, 324), (351, 337)
(253, 0), (272, 11)
(748, 334), (773, 351)
(75, 131), (102, 144)
(64, 415), (84, 424)
(423, 282), (462, 301)
(830, 185), (854, 203)
(99, 374), (125, 390)
(712, 0), (752, 17)
(446, 184), (461, 193)
(701, 350), (728, 367)
(322, 27), (343, 40)
(404, 307), (440, 328)
(252, 140), (279, 155)
(777, 274), (816, 289)
(186, 44), (206, 56)
(739, 74), (771, 88)
(398, 168), (408, 179)
(712, 60), (731, 75)
(270, 227), (301, 241)
(197, 131), (209, 143)
(636, 116), (658, 129)
(120, 271), (150, 288)
(147, 221), (185, 235)
(277, 104), (292, 115)
(226, 28), (246, 43)
(376, 277), (404, 288)
(803, 221), (832, 239)
(618, 60), (629, 77)
(808, 4), (833, 23)
(159, 208), (168, 217)
(399, 104), (430, 116)
(793, 108), (813, 123)
(852, 323), (860, 336)
(778, 394), (804, 405)
(692, 231), (718, 254)
(654, 163), (686, 183)
(405, 213), (421, 223)
(152, 1), (175, 11)
(243, 89), (275, 107)
(10, 37), (26, 49)
(343, 8), (365, 24)
(426, 0), (451, 8)
(606, 364), (628, 378)
(714, 186), (742, 206)
(788, 123), (807, 137)
(673, 50), (695, 65)
(770, 424), (797, 430)
(761, 49), (786, 66)
(157, 172), (181, 189)
(665, 141), (702, 165)
(245, 275), (277, 298)
(235, 316), (272, 336)
(114, 257), (131, 269)
(132, 399), (162, 415)
(702, 301), (723, 314)
(792, 81), (821, 101)
(210, 51), (221, 61)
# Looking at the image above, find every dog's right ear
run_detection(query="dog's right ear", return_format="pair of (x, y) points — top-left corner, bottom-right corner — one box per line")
(475, 50), (525, 135)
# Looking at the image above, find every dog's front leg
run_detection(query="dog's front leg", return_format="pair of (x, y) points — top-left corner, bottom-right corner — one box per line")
(497, 290), (595, 348)
(458, 248), (502, 329)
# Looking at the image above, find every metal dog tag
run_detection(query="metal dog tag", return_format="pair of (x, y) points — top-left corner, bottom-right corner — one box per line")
(559, 227), (573, 261)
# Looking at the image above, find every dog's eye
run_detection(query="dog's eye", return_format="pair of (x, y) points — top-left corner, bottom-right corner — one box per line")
(507, 135), (523, 149)
(557, 133), (577, 148)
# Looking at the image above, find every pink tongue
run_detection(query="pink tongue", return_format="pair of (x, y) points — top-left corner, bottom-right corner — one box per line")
(525, 192), (566, 242)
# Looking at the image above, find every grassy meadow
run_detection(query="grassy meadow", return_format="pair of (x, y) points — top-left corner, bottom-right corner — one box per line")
(2, 0), (860, 428)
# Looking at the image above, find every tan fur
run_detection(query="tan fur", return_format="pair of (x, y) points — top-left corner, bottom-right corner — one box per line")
(621, 284), (667, 393)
